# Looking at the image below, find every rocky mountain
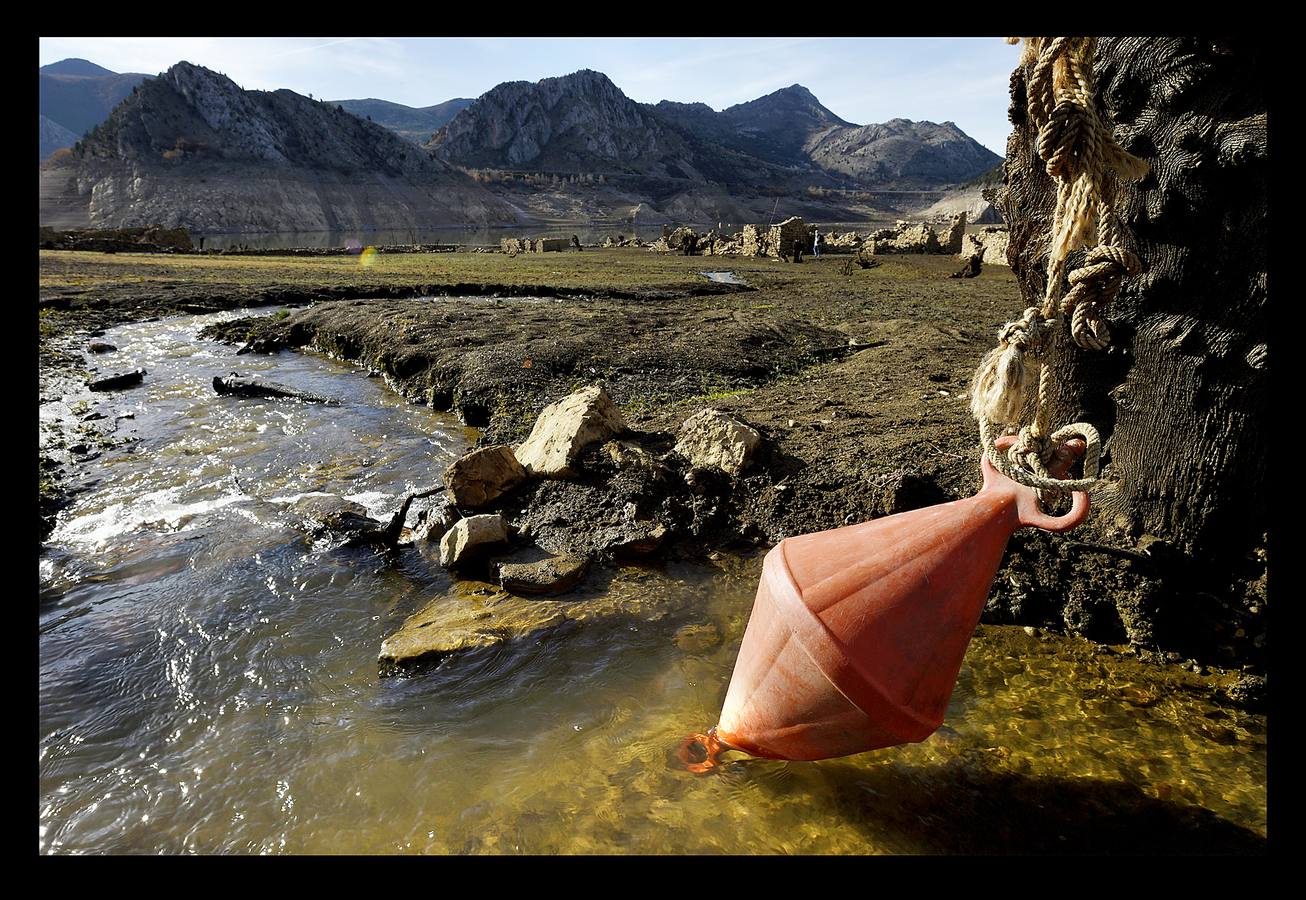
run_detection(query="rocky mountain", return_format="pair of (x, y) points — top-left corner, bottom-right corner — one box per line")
(39, 58), (151, 159)
(647, 86), (849, 171)
(332, 97), (474, 144)
(716, 84), (852, 165)
(39, 62), (1003, 232)
(806, 118), (1001, 189)
(430, 70), (706, 177)
(40, 62), (527, 233)
(435, 70), (998, 191)
(43, 58), (118, 77)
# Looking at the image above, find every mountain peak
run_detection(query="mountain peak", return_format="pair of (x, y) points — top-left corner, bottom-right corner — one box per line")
(41, 58), (117, 77)
(165, 60), (233, 85)
(779, 83), (817, 99)
(723, 84), (853, 128)
(430, 68), (693, 174)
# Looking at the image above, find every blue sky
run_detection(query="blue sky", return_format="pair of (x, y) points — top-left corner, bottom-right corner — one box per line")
(39, 37), (1018, 153)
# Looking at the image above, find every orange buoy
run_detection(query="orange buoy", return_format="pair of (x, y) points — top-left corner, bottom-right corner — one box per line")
(682, 436), (1090, 769)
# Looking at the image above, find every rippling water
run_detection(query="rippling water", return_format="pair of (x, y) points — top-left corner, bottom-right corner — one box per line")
(39, 310), (1266, 854)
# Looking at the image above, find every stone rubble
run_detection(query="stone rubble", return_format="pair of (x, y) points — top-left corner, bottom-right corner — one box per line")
(443, 444), (527, 508)
(960, 226), (1010, 265)
(374, 384), (783, 672)
(673, 408), (763, 477)
(515, 385), (628, 478)
(632, 214), (990, 261)
(868, 220), (942, 254)
(500, 236), (572, 254)
(439, 513), (510, 567)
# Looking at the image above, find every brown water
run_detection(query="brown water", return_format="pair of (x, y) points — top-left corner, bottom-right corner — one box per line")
(39, 310), (1266, 854)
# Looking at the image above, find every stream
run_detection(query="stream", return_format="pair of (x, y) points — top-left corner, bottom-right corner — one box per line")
(38, 308), (1267, 854)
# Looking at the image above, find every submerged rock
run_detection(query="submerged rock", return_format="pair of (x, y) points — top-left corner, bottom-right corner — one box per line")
(673, 408), (762, 476)
(88, 368), (146, 392)
(515, 385), (628, 477)
(288, 494), (386, 543)
(213, 374), (337, 404)
(376, 570), (685, 676)
(444, 445), (527, 508)
(439, 514), (509, 567)
(87, 341), (117, 353)
(378, 582), (570, 676)
(498, 553), (590, 595)
(674, 622), (723, 652)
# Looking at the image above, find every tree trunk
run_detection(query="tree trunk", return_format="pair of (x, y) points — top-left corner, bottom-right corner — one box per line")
(987, 37), (1267, 667)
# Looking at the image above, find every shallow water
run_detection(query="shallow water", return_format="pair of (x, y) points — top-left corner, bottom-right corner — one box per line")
(39, 311), (1266, 854)
(699, 271), (749, 286)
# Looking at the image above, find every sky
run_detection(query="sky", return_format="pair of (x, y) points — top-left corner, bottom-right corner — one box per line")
(38, 37), (1018, 153)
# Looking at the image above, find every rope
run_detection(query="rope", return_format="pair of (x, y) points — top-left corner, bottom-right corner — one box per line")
(980, 419), (1102, 493)
(973, 37), (1149, 500)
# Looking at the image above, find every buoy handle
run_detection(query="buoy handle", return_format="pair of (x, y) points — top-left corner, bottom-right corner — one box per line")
(1015, 486), (1090, 531)
(991, 435), (1092, 532)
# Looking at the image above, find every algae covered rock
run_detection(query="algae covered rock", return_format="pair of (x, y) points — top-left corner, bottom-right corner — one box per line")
(378, 582), (569, 676)
(498, 553), (590, 595)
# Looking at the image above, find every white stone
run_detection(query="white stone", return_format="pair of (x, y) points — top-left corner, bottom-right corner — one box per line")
(515, 385), (627, 478)
(673, 408), (762, 476)
(439, 514), (509, 567)
(961, 227), (1010, 265)
(444, 445), (526, 508)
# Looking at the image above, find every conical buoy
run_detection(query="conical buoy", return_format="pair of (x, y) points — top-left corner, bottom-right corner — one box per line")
(681, 436), (1089, 768)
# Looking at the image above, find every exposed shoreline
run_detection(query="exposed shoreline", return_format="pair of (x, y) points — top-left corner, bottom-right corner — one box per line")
(38, 247), (1267, 680)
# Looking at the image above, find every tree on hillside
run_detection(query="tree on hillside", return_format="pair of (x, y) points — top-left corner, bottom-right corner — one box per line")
(987, 37), (1266, 664)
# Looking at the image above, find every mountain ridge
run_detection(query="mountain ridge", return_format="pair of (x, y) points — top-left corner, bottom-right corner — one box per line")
(43, 62), (528, 232)
(41, 61), (1002, 232)
(433, 69), (999, 189)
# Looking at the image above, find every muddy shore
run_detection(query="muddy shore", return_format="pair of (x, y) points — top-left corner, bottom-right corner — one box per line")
(38, 248), (1267, 678)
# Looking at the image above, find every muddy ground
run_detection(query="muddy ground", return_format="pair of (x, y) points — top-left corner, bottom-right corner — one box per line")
(38, 247), (1267, 678)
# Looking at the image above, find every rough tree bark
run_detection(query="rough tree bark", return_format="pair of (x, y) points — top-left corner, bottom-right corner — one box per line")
(985, 38), (1267, 667)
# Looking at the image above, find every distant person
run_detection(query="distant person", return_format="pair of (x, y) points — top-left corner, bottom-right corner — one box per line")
(813, 230), (823, 259)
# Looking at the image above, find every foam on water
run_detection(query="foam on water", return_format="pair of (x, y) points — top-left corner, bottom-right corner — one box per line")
(53, 486), (249, 547)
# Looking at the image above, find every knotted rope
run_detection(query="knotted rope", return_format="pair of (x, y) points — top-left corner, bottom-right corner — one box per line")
(970, 36), (1149, 504)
